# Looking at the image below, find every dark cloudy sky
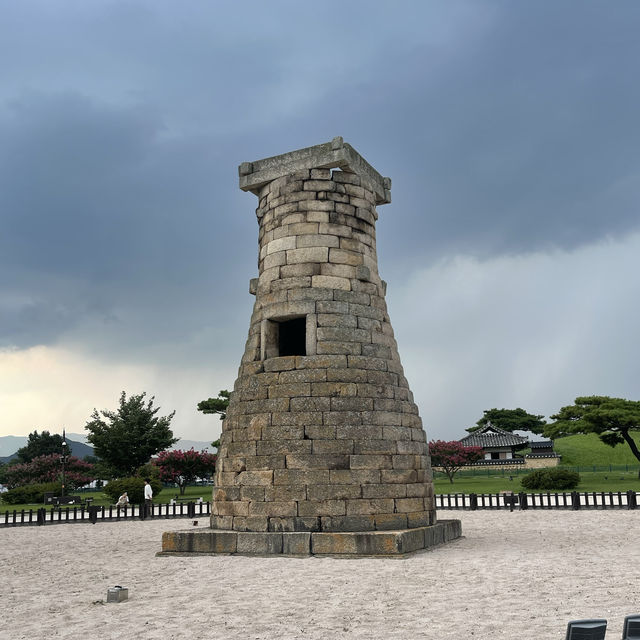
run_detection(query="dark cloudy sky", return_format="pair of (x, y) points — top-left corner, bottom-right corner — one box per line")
(2, 1), (639, 443)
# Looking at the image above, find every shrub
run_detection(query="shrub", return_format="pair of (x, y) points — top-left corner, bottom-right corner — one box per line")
(103, 476), (163, 504)
(3, 454), (95, 490)
(154, 448), (217, 494)
(521, 468), (580, 490)
(428, 440), (483, 483)
(1, 481), (62, 505)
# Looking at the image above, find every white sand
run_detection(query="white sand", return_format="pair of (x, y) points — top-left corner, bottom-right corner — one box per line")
(2, 511), (639, 639)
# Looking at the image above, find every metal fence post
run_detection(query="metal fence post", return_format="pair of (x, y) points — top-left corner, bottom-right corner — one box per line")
(469, 493), (478, 510)
(571, 491), (581, 510)
(627, 490), (637, 510)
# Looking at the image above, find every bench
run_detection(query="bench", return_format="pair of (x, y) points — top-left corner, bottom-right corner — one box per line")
(52, 495), (84, 506)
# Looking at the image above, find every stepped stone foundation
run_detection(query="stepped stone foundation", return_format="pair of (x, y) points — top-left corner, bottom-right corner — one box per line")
(160, 138), (461, 556)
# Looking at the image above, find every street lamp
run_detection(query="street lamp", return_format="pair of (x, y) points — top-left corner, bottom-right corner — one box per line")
(60, 429), (69, 498)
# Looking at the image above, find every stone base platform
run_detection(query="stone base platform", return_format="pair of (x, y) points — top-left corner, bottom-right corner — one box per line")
(158, 520), (461, 558)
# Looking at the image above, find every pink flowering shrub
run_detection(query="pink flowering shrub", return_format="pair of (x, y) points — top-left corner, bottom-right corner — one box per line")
(428, 440), (483, 483)
(3, 454), (96, 490)
(154, 448), (216, 494)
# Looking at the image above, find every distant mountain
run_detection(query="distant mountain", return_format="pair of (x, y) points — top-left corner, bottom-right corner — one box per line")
(0, 434), (212, 465)
(65, 439), (94, 459)
(0, 436), (28, 457)
(66, 432), (89, 444)
(170, 439), (215, 452)
(68, 433), (214, 451)
(0, 436), (93, 463)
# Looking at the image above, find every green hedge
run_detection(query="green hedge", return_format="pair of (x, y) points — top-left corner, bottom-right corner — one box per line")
(103, 477), (163, 504)
(521, 468), (580, 490)
(1, 481), (62, 505)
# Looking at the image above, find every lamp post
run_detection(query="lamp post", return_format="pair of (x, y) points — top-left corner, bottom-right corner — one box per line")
(60, 429), (68, 498)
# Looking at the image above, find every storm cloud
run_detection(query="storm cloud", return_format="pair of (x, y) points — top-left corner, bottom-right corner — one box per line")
(1, 1), (639, 441)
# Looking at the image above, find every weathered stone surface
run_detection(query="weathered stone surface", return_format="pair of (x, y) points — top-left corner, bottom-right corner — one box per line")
(286, 454), (349, 470)
(374, 513), (408, 530)
(321, 515), (375, 532)
(306, 484), (362, 501)
(312, 439), (354, 454)
(264, 485), (306, 502)
(256, 439), (311, 455)
(159, 521), (462, 556)
(297, 499), (347, 517)
(205, 141), (438, 541)
(236, 532), (283, 555)
(282, 532), (311, 554)
(248, 501), (297, 517)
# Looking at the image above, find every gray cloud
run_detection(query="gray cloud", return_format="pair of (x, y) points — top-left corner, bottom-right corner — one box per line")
(1, 1), (639, 438)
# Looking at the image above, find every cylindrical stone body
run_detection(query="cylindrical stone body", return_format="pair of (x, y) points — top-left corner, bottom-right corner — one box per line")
(212, 166), (435, 533)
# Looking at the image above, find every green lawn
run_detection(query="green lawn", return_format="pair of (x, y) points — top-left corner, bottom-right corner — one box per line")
(433, 469), (640, 494)
(0, 484), (212, 514)
(433, 431), (640, 493)
(3, 433), (640, 511)
(553, 432), (640, 466)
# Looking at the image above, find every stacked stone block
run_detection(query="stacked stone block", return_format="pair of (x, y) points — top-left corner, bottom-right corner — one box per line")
(211, 140), (436, 535)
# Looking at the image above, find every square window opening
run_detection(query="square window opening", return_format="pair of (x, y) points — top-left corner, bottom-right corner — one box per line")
(278, 317), (306, 356)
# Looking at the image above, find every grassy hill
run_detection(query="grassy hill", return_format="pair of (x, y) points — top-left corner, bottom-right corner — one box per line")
(553, 432), (640, 467)
(431, 433), (640, 493)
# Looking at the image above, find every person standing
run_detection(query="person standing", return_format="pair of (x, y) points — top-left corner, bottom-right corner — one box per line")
(144, 479), (153, 517)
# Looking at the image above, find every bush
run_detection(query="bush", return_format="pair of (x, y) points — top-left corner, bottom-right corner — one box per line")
(2, 454), (95, 490)
(1, 481), (62, 505)
(521, 468), (580, 490)
(103, 476), (163, 504)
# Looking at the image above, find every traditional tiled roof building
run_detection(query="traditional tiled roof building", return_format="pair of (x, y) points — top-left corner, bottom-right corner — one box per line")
(526, 440), (561, 460)
(459, 426), (560, 468)
(460, 424), (528, 464)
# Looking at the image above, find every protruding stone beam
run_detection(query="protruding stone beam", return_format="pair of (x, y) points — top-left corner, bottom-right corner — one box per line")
(159, 520), (462, 557)
(238, 136), (392, 205)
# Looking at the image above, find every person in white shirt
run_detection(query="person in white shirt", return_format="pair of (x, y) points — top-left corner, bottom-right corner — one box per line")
(116, 492), (129, 508)
(144, 479), (153, 516)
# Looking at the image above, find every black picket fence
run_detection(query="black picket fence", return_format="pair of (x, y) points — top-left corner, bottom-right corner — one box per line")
(434, 463), (640, 478)
(0, 500), (211, 527)
(3, 491), (638, 527)
(436, 490), (639, 510)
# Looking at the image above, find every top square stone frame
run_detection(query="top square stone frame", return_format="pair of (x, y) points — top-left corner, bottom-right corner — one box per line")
(238, 137), (392, 205)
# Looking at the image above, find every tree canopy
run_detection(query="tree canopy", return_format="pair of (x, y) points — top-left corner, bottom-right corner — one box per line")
(85, 391), (177, 477)
(466, 408), (546, 434)
(545, 396), (640, 467)
(3, 454), (95, 490)
(15, 430), (69, 463)
(197, 390), (230, 420)
(428, 440), (483, 483)
(154, 448), (217, 494)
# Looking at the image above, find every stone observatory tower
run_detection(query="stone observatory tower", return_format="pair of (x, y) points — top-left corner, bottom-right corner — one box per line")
(161, 138), (460, 556)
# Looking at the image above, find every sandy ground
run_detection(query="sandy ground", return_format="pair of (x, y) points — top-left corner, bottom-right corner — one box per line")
(2, 511), (639, 639)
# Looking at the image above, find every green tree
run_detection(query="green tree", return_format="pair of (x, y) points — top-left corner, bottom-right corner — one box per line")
(15, 430), (68, 463)
(545, 396), (640, 475)
(197, 390), (230, 420)
(82, 454), (114, 481)
(198, 390), (229, 449)
(466, 408), (546, 435)
(85, 391), (177, 477)
(154, 449), (217, 494)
